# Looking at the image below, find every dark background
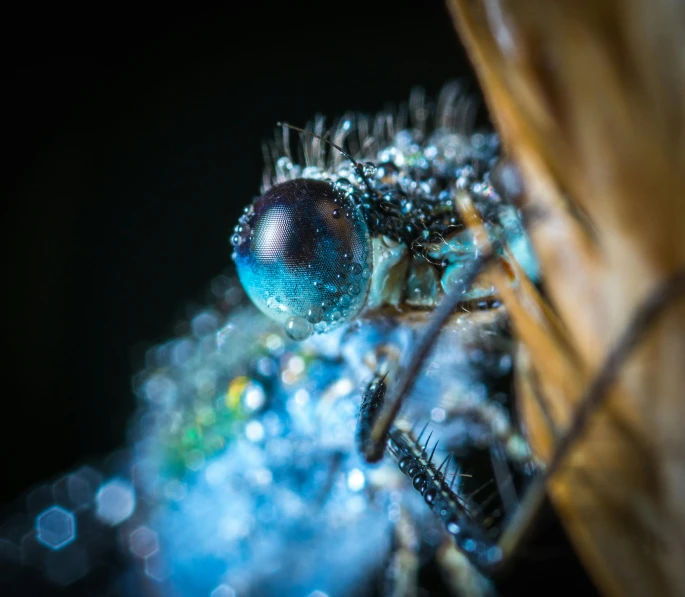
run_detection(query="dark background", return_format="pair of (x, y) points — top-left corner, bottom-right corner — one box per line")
(3, 2), (597, 595)
(4, 1), (473, 504)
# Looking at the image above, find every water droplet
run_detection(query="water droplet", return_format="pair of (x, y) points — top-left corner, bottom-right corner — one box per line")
(339, 294), (351, 307)
(412, 474), (427, 491)
(462, 539), (477, 552)
(276, 156), (293, 170)
(334, 178), (354, 195)
(348, 284), (360, 295)
(332, 209), (342, 219)
(284, 317), (312, 341)
(398, 457), (413, 474)
(348, 263), (362, 275)
(306, 306), (323, 324)
(363, 162), (377, 177)
(406, 462), (420, 477)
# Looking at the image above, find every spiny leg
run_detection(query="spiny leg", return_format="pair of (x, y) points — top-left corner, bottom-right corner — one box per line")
(356, 341), (536, 573)
(353, 283), (538, 476)
(388, 426), (503, 572)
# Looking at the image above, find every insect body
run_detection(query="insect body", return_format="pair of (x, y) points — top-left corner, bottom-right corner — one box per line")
(1, 86), (543, 597)
(225, 84), (542, 590)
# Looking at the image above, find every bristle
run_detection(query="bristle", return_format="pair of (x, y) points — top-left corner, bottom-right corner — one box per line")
(260, 82), (479, 193)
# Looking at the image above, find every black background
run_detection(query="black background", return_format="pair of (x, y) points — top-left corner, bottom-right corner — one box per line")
(4, 1), (473, 503)
(4, 1), (597, 595)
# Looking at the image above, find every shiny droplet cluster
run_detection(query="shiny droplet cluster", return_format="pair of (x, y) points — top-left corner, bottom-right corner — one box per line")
(234, 82), (538, 330)
(262, 85), (497, 247)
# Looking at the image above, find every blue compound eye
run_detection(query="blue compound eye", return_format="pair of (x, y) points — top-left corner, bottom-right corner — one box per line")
(232, 179), (372, 340)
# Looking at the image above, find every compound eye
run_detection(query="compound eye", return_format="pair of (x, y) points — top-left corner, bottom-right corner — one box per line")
(232, 179), (372, 340)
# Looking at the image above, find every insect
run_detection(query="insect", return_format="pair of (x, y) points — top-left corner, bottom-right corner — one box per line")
(5, 3), (684, 595)
(0, 85), (557, 597)
(227, 82), (545, 577)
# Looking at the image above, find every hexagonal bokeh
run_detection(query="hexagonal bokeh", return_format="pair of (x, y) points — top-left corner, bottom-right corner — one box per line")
(129, 526), (158, 558)
(35, 506), (76, 550)
(95, 479), (136, 526)
(144, 550), (171, 582)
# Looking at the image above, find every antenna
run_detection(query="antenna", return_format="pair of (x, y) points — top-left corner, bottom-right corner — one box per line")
(276, 121), (377, 197)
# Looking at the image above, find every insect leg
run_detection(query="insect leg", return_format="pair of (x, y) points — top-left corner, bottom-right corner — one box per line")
(388, 427), (503, 572)
(356, 374), (388, 459)
(441, 399), (538, 476)
(364, 253), (496, 463)
(489, 442), (519, 521)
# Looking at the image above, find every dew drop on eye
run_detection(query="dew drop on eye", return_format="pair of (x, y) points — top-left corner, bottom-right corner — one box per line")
(362, 162), (377, 177)
(284, 316), (313, 341)
(306, 306), (323, 324)
(334, 178), (354, 196)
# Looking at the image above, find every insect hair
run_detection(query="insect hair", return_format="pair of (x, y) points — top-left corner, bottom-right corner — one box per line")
(260, 82), (478, 193)
(276, 121), (377, 195)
